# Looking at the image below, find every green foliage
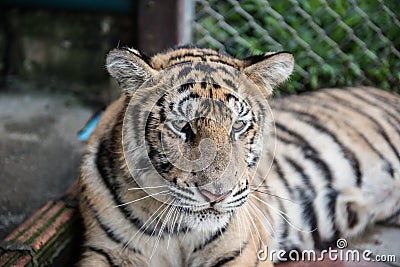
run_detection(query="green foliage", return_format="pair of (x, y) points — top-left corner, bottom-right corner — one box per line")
(195, 0), (400, 94)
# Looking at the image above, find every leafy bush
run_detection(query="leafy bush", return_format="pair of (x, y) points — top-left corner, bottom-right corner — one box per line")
(195, 0), (400, 94)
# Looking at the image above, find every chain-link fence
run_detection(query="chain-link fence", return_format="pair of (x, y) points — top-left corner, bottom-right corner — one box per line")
(193, 0), (400, 94)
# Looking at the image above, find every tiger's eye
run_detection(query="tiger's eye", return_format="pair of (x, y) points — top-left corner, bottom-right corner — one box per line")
(232, 120), (246, 132)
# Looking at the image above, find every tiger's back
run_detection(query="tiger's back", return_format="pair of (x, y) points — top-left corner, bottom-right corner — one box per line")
(266, 87), (400, 253)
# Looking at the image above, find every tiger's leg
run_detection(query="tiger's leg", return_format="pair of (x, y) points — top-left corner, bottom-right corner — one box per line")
(335, 171), (400, 237)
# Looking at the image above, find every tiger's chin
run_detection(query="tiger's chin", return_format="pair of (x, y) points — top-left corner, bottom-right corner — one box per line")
(180, 208), (233, 233)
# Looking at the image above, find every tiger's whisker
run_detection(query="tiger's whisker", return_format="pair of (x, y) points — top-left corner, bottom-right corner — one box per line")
(250, 194), (316, 233)
(136, 200), (172, 243)
(241, 206), (258, 250)
(123, 198), (170, 251)
(151, 200), (176, 258)
(146, 199), (174, 242)
(248, 200), (278, 242)
(113, 190), (170, 207)
(243, 206), (265, 249)
(167, 205), (180, 248)
(248, 200), (277, 237)
(250, 185), (275, 192)
(251, 189), (300, 204)
(176, 208), (185, 234)
(233, 210), (243, 255)
(128, 185), (168, 190)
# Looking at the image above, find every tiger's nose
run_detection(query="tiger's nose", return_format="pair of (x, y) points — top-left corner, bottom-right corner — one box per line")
(200, 189), (232, 203)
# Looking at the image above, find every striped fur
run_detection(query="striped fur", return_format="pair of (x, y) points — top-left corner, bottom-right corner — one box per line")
(78, 46), (400, 266)
(266, 87), (400, 252)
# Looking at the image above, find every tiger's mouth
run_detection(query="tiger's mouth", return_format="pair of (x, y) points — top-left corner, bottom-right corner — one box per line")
(174, 203), (234, 214)
(165, 180), (250, 231)
(205, 206), (218, 212)
(170, 186), (249, 214)
(177, 205), (234, 232)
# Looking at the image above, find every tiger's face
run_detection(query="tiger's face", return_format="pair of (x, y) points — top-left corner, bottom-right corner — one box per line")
(143, 82), (258, 231)
(106, 47), (294, 232)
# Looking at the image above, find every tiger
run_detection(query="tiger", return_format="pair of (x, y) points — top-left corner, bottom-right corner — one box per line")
(78, 45), (400, 267)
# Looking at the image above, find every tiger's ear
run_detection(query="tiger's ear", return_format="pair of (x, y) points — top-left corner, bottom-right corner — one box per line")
(106, 48), (157, 93)
(243, 52), (294, 95)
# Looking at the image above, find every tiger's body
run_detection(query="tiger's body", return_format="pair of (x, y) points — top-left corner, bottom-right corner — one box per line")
(79, 46), (400, 266)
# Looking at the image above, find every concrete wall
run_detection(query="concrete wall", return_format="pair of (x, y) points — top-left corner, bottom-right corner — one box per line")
(1, 9), (135, 105)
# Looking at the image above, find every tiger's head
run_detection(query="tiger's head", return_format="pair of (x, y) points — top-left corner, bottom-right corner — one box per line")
(106, 46), (294, 232)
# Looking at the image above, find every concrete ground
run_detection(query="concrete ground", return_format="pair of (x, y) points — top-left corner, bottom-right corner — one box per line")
(0, 89), (92, 240)
(0, 88), (399, 266)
